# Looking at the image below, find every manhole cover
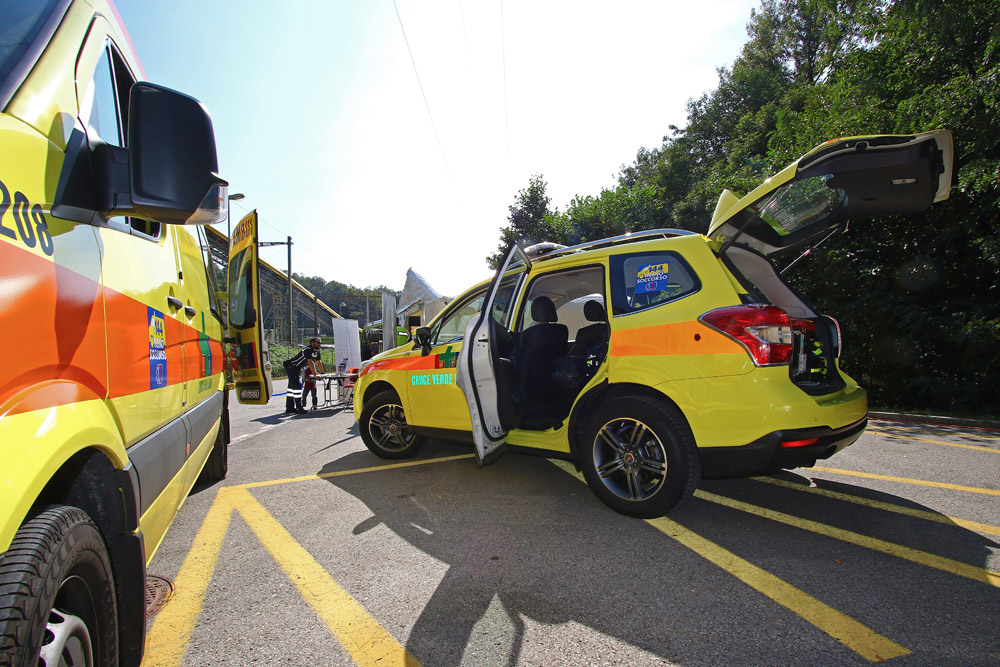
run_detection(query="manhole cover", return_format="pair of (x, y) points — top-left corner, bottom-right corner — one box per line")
(145, 575), (173, 618)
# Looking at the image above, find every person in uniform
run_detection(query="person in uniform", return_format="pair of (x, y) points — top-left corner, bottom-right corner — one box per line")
(285, 337), (322, 414)
(303, 337), (326, 410)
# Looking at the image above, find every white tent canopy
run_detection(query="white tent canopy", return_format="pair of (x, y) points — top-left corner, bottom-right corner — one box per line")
(396, 268), (450, 330)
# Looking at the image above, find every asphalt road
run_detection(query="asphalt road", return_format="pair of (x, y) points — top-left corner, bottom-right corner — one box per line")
(141, 380), (1000, 666)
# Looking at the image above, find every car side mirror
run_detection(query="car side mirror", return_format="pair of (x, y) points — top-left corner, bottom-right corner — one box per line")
(414, 327), (432, 355)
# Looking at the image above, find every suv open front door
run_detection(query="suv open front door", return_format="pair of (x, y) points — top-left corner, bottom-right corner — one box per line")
(227, 210), (273, 405)
(456, 243), (531, 465)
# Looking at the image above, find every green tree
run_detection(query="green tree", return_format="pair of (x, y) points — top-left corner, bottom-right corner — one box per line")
(487, 174), (566, 268)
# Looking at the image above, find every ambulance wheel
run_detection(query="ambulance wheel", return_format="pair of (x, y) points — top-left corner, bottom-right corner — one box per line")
(360, 391), (424, 459)
(0, 505), (118, 667)
(200, 409), (229, 483)
(580, 396), (700, 518)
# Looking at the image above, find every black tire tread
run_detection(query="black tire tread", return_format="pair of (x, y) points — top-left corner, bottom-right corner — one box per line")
(580, 394), (700, 518)
(359, 390), (425, 459)
(0, 505), (118, 667)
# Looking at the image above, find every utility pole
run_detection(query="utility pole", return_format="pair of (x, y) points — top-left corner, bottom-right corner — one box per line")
(258, 234), (294, 344)
(287, 236), (293, 344)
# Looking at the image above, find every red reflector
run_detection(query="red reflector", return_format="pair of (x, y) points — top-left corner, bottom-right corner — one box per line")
(781, 437), (820, 448)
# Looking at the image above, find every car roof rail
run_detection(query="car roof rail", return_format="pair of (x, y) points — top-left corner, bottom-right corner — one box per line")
(524, 241), (568, 258)
(532, 228), (696, 262)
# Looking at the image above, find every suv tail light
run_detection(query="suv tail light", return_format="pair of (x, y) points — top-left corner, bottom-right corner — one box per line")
(700, 305), (793, 366)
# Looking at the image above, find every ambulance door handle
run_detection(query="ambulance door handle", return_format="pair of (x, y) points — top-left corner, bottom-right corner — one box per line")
(166, 296), (183, 310)
(184, 305), (196, 318)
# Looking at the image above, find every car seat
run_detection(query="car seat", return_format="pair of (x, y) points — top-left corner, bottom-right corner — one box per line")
(517, 296), (568, 429)
(568, 300), (609, 358)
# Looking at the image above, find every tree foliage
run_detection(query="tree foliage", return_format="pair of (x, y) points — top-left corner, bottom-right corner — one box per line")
(294, 274), (396, 327)
(490, 0), (999, 416)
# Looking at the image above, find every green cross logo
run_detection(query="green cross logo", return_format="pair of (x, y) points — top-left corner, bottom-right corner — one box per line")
(438, 346), (458, 369)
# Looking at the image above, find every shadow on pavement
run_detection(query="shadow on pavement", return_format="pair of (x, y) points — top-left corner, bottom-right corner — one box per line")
(318, 445), (999, 666)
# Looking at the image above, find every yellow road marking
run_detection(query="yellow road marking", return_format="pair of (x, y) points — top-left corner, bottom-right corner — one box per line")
(696, 490), (1000, 587)
(144, 481), (426, 667)
(646, 516), (911, 662)
(231, 487), (421, 667)
(867, 429), (999, 453)
(756, 476), (1000, 537)
(547, 460), (909, 662)
(812, 467), (1000, 496)
(144, 491), (234, 667)
(240, 453), (476, 489)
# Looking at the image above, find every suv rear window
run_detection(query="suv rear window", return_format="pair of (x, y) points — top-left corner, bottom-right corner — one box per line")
(609, 251), (700, 315)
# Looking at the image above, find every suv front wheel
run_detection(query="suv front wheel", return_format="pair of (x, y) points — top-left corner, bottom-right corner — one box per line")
(580, 396), (700, 518)
(359, 390), (425, 459)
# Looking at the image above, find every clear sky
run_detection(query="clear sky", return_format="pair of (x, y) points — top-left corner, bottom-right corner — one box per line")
(115, 0), (761, 297)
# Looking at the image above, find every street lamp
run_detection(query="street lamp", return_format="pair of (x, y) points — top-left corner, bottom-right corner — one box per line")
(227, 193), (245, 242)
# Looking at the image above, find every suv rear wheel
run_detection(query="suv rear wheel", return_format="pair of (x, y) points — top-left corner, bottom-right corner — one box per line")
(580, 396), (700, 518)
(359, 390), (425, 459)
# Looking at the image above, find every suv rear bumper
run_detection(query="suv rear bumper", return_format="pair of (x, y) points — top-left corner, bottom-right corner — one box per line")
(699, 416), (868, 478)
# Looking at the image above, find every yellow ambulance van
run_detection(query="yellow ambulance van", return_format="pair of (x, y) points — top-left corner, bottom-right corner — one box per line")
(0, 1), (271, 665)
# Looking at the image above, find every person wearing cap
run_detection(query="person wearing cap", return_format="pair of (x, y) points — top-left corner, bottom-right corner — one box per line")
(303, 337), (326, 410)
(285, 337), (322, 414)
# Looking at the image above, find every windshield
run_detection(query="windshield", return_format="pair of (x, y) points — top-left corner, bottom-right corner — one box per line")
(752, 175), (846, 236)
(0, 0), (64, 94)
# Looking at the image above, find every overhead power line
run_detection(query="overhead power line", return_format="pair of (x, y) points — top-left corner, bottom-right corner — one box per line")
(500, 0), (509, 161)
(392, 0), (451, 177)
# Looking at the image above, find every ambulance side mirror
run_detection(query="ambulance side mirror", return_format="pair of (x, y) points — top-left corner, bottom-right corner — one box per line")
(53, 82), (228, 226)
(414, 327), (432, 355)
(128, 82), (228, 225)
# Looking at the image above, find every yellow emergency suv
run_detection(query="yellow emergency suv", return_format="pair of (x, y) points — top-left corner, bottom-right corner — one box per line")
(355, 130), (953, 519)
(0, 2), (270, 665)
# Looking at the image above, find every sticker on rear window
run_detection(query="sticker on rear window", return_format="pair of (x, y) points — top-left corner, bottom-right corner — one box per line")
(636, 262), (669, 294)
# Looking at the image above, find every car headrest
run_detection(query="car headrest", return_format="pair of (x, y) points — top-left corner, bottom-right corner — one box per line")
(584, 300), (606, 322)
(531, 296), (558, 323)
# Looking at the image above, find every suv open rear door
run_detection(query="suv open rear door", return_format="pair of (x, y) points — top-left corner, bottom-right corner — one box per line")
(227, 210), (273, 405)
(456, 243), (531, 465)
(708, 130), (953, 257)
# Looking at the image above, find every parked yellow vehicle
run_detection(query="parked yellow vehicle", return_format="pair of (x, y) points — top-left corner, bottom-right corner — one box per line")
(355, 130), (953, 518)
(0, 2), (270, 665)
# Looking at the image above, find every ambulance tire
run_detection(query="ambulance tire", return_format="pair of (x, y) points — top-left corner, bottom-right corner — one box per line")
(359, 391), (425, 459)
(0, 505), (118, 667)
(579, 396), (700, 518)
(200, 410), (229, 483)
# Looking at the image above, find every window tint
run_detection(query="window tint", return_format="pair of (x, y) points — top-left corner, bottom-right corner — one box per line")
(0, 0), (64, 100)
(196, 226), (220, 315)
(609, 251), (699, 315)
(490, 272), (522, 329)
(83, 40), (160, 239)
(85, 47), (121, 146)
(432, 292), (486, 345)
(228, 247), (254, 329)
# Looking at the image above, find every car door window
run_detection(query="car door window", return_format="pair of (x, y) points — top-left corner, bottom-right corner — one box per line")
(609, 251), (700, 315)
(432, 292), (486, 345)
(82, 40), (160, 240)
